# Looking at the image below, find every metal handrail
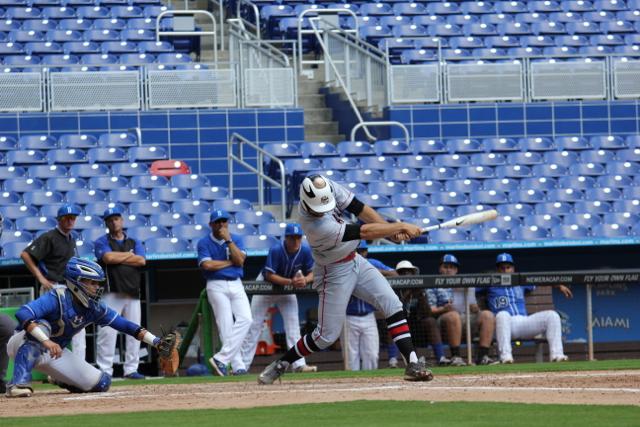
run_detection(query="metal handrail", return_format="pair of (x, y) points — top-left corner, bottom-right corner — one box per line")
(228, 132), (286, 220)
(236, 0), (261, 39)
(350, 121), (410, 144)
(307, 18), (377, 141)
(207, 0), (226, 51)
(229, 18), (290, 67)
(156, 10), (218, 64)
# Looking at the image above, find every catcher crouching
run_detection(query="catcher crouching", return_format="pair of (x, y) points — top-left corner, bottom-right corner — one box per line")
(5, 257), (180, 398)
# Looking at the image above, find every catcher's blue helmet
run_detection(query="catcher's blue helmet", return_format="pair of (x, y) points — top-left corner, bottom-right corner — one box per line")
(64, 257), (106, 308)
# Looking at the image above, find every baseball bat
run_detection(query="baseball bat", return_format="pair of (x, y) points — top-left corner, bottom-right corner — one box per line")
(421, 209), (498, 233)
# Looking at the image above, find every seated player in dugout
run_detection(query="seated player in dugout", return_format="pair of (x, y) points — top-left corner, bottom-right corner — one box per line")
(427, 254), (497, 366)
(394, 260), (451, 367)
(5, 258), (175, 398)
(479, 253), (572, 364)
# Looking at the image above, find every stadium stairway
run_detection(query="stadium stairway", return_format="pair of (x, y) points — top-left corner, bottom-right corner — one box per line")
(299, 62), (345, 143)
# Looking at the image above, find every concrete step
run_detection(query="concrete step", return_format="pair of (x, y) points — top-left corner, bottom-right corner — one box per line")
(305, 121), (339, 135)
(297, 83), (324, 96)
(298, 94), (326, 108)
(305, 134), (345, 143)
(304, 108), (333, 123)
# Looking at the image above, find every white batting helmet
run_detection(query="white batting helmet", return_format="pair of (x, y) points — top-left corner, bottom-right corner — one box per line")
(299, 174), (336, 214)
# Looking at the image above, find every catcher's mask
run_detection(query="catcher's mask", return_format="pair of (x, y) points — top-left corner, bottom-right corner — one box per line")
(64, 257), (106, 309)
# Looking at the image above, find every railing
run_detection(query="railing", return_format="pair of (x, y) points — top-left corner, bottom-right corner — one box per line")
(227, 132), (286, 220)
(235, 0), (261, 40)
(351, 121), (410, 144)
(228, 18), (298, 108)
(390, 54), (640, 104)
(156, 10), (218, 64)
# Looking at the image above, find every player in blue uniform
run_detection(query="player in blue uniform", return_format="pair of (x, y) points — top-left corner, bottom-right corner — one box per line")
(240, 223), (316, 373)
(5, 258), (169, 397)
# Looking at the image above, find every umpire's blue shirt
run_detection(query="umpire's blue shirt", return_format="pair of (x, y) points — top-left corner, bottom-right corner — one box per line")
(263, 241), (314, 279)
(197, 233), (246, 281)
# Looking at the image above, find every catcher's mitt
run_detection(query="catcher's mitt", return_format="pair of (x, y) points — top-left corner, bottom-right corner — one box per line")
(157, 330), (181, 376)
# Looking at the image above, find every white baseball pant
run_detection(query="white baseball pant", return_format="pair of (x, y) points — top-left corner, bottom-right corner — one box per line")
(8, 331), (102, 391)
(240, 294), (306, 370)
(495, 310), (565, 361)
(96, 293), (141, 376)
(342, 312), (379, 371)
(206, 278), (252, 371)
(311, 253), (402, 350)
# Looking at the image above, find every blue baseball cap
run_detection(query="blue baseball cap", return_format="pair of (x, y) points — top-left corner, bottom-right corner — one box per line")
(496, 253), (514, 265)
(440, 254), (459, 266)
(103, 206), (123, 221)
(56, 203), (81, 219)
(209, 209), (231, 223)
(358, 240), (368, 250)
(284, 223), (303, 236)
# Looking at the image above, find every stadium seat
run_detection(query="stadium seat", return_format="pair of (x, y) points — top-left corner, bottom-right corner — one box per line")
(511, 188), (547, 204)
(569, 162), (607, 176)
(336, 141), (375, 157)
(148, 186), (189, 203)
(497, 203), (536, 218)
(73, 215), (103, 230)
(0, 230), (33, 245)
(470, 153), (507, 166)
(23, 190), (64, 206)
(496, 164), (533, 178)
(532, 163), (569, 178)
(300, 141), (338, 158)
(406, 180), (444, 195)
(471, 227), (510, 242)
(46, 176), (87, 192)
(358, 156), (395, 170)
(415, 205), (456, 221)
(87, 147), (128, 163)
(108, 188), (150, 203)
(430, 191), (469, 206)
(6, 150), (47, 166)
(555, 136), (592, 151)
(511, 225), (550, 240)
(258, 222), (288, 238)
(383, 167), (419, 182)
(47, 149), (88, 164)
(322, 157), (360, 171)
(543, 151), (580, 167)
(15, 216), (57, 231)
(126, 200), (169, 217)
(237, 234), (278, 251)
(3, 177), (44, 192)
(0, 166), (26, 180)
(358, 193), (392, 208)
(427, 228), (469, 243)
(228, 223), (258, 236)
(190, 185), (229, 201)
(27, 164), (67, 178)
(233, 210), (275, 226)
(149, 212), (190, 228)
(144, 236), (191, 253)
(110, 162), (148, 177)
(88, 175), (129, 191)
(573, 200), (612, 214)
(0, 205), (39, 220)
(65, 188), (108, 205)
(171, 223), (206, 241)
(69, 163), (110, 178)
(126, 225), (171, 242)
(535, 201), (573, 215)
(607, 161), (640, 175)
(585, 187), (623, 201)
(596, 174), (633, 188)
(377, 206), (416, 221)
(551, 224), (590, 239)
(592, 223), (631, 238)
(374, 139), (411, 156)
(507, 151), (544, 165)
(482, 178), (519, 192)
(470, 190), (509, 205)
(557, 175), (596, 190)
(391, 192), (429, 207)
(444, 178), (482, 193)
(368, 181), (406, 196)
(519, 137), (556, 151)
(344, 169), (383, 183)
(420, 166), (458, 181)
(2, 240), (32, 258)
(169, 174), (210, 189)
(212, 198), (252, 213)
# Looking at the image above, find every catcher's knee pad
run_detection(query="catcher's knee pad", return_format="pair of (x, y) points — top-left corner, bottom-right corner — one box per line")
(89, 372), (111, 393)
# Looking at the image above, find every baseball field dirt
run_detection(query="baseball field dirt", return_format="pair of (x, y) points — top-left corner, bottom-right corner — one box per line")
(1, 369), (638, 417)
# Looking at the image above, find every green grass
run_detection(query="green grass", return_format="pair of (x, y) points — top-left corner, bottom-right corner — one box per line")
(27, 358), (640, 390)
(3, 401), (640, 427)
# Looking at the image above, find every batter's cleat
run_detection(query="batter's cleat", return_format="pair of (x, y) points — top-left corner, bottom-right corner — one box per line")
(552, 355), (569, 362)
(6, 385), (33, 398)
(500, 357), (514, 364)
(233, 369), (248, 376)
(404, 360), (434, 382)
(388, 357), (399, 368)
(124, 372), (145, 380)
(438, 356), (452, 366)
(258, 360), (289, 385)
(476, 355), (500, 366)
(293, 364), (317, 373)
(209, 357), (228, 377)
(450, 356), (467, 367)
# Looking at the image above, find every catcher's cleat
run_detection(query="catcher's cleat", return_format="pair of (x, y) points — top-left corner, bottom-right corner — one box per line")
(258, 360), (289, 385)
(6, 385), (33, 398)
(293, 364), (317, 373)
(404, 360), (434, 382)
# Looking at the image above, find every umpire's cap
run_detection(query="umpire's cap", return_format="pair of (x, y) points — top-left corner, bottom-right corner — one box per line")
(440, 253), (459, 266)
(103, 206), (123, 221)
(284, 223), (303, 236)
(56, 203), (81, 219)
(209, 209), (231, 223)
(496, 252), (514, 265)
(396, 260), (420, 274)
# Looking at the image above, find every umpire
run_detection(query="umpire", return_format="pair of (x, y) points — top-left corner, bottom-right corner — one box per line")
(20, 203), (87, 359)
(94, 207), (147, 379)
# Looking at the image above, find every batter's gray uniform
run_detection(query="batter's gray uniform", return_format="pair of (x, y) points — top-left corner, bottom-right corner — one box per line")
(299, 180), (405, 351)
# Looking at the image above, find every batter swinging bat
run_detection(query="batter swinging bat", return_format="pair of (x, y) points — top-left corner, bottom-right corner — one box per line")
(421, 209), (498, 233)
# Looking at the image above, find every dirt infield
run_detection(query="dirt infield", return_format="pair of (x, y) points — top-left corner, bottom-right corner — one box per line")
(1, 370), (638, 417)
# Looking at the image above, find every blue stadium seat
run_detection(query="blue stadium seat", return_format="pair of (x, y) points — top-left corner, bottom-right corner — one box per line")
(482, 137), (520, 152)
(0, 136), (18, 151)
(374, 139), (411, 156)
(400, 48), (436, 63)
(489, 214), (524, 229)
(569, 162), (606, 176)
(622, 186), (640, 200)
(237, 234), (278, 251)
(507, 151), (544, 165)
(257, 222), (288, 238)
(430, 191), (469, 206)
(0, 229), (32, 245)
(497, 203), (535, 218)
(0, 166), (26, 180)
(603, 212), (639, 228)
(482, 177), (519, 192)
(228, 223), (258, 236)
(470, 190), (509, 205)
(42, 6), (76, 19)
(111, 162), (148, 176)
(81, 227), (109, 243)
(557, 175), (597, 190)
(344, 169), (383, 183)
(607, 161), (640, 175)
(18, 135), (57, 151)
(390, 192), (428, 207)
(469, 153), (507, 166)
(496, 164), (533, 178)
(149, 212), (190, 228)
(420, 166), (458, 180)
(580, 149), (617, 164)
(88, 175), (129, 191)
(10, 30), (45, 43)
(592, 223), (631, 238)
(65, 188), (107, 205)
(535, 201), (573, 215)
(563, 212), (603, 228)
(590, 135), (627, 150)
(170, 199), (210, 215)
(368, 180), (406, 196)
(573, 200), (612, 214)
(63, 40), (100, 54)
(377, 206), (415, 221)
(392, 24), (428, 38)
(396, 155), (432, 169)
(27, 164), (67, 178)
(190, 185), (228, 202)
(617, 149), (640, 163)
(511, 188), (546, 204)
(551, 224), (590, 239)
(73, 215), (103, 230)
(415, 205), (456, 221)
(101, 40), (138, 53)
(485, 35), (522, 48)
(522, 213), (563, 228)
(427, 228), (469, 243)
(46, 176), (87, 191)
(127, 17), (155, 29)
(145, 236), (191, 253)
(3, 177), (44, 192)
(393, 2), (427, 15)
(2, 240), (31, 258)
(532, 163), (569, 177)
(596, 174), (633, 188)
(98, 132), (137, 147)
(0, 204), (38, 220)
(171, 223), (206, 241)
(212, 198), (252, 213)
(121, 29), (155, 41)
(543, 151), (580, 167)
(322, 157), (359, 171)
(354, 193), (389, 208)
(22, 189), (63, 206)
(434, 153), (471, 167)
(383, 167), (419, 182)
(358, 155), (395, 170)
(120, 52), (155, 64)
(471, 227), (510, 242)
(167, 174), (208, 189)
(127, 200), (168, 216)
(93, 18), (127, 30)
(547, 188), (585, 202)
(444, 178), (482, 193)
(300, 141), (338, 158)
(519, 137), (556, 151)
(111, 5), (144, 18)
(16, 216), (57, 231)
(26, 41), (63, 54)
(406, 179), (444, 195)
(359, 3), (393, 16)
(80, 53), (119, 65)
(337, 140), (374, 157)
(511, 224), (550, 240)
(41, 54), (80, 66)
(126, 225), (171, 242)
(109, 187), (150, 203)
(283, 158), (322, 177)
(69, 163), (109, 178)
(0, 42), (24, 55)
(87, 147), (128, 163)
(233, 210), (275, 226)
(46, 148), (87, 164)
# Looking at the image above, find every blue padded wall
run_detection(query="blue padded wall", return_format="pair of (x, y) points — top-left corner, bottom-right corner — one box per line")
(386, 100), (640, 140)
(0, 108), (305, 202)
